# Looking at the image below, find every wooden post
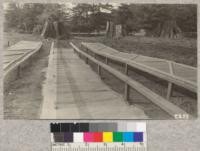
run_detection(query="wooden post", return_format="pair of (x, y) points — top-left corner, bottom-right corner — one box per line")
(167, 61), (174, 100)
(78, 52), (81, 58)
(83, 49), (88, 64)
(86, 57), (88, 64)
(8, 41), (10, 47)
(98, 65), (101, 76)
(124, 63), (129, 101)
(167, 83), (173, 100)
(125, 83), (129, 101)
(17, 66), (21, 78)
(105, 57), (108, 64)
(125, 63), (128, 74)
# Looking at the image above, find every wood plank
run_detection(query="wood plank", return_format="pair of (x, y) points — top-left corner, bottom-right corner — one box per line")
(4, 51), (25, 56)
(82, 42), (106, 51)
(134, 55), (164, 62)
(4, 55), (21, 63)
(114, 52), (138, 60)
(4, 41), (42, 75)
(7, 41), (41, 51)
(139, 61), (170, 73)
(173, 62), (197, 82)
(83, 42), (118, 54)
(100, 48), (118, 54)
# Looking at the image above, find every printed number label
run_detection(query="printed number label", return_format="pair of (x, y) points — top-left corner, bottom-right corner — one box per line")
(174, 114), (189, 119)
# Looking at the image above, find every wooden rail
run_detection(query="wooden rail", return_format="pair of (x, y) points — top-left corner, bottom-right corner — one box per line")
(4, 42), (42, 76)
(70, 42), (190, 118)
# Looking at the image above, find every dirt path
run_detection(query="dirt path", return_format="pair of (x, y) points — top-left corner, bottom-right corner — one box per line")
(4, 40), (51, 119)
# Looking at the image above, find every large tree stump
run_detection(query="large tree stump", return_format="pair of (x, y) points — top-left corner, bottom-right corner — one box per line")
(41, 19), (56, 39)
(41, 19), (70, 39)
(106, 21), (123, 38)
(154, 20), (182, 38)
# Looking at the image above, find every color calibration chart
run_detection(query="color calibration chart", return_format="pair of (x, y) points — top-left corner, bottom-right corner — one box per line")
(50, 122), (147, 151)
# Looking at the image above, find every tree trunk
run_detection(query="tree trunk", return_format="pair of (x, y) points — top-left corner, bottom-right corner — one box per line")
(106, 21), (115, 38)
(154, 20), (182, 38)
(41, 20), (56, 39)
(53, 21), (59, 39)
(41, 20), (70, 39)
(23, 23), (28, 33)
(41, 21), (48, 37)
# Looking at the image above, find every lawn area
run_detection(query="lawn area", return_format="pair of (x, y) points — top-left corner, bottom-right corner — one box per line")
(71, 36), (197, 67)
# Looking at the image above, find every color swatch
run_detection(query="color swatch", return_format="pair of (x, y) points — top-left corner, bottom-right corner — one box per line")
(51, 122), (146, 143)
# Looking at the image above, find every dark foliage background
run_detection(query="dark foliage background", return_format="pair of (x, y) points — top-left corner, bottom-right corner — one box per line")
(4, 3), (197, 38)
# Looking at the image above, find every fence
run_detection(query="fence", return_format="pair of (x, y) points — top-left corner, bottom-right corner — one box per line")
(70, 42), (191, 118)
(4, 41), (43, 91)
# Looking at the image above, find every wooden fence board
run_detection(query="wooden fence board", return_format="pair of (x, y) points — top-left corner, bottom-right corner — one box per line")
(4, 51), (26, 56)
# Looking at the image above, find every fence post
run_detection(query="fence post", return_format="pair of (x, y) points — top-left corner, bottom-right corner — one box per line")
(124, 63), (129, 101)
(98, 65), (101, 76)
(85, 49), (89, 64)
(94, 52), (96, 59)
(105, 57), (108, 64)
(86, 57), (88, 64)
(167, 83), (173, 100)
(17, 66), (21, 78)
(78, 52), (81, 58)
(167, 61), (174, 100)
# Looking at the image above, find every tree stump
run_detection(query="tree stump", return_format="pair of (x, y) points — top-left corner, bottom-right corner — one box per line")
(154, 20), (182, 38)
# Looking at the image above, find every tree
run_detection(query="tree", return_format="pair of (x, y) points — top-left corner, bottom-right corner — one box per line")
(5, 3), (70, 38)
(112, 4), (197, 38)
(5, 3), (45, 32)
(5, 3), (23, 29)
(70, 3), (93, 33)
(112, 4), (133, 35)
(39, 4), (70, 39)
(70, 3), (112, 33)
